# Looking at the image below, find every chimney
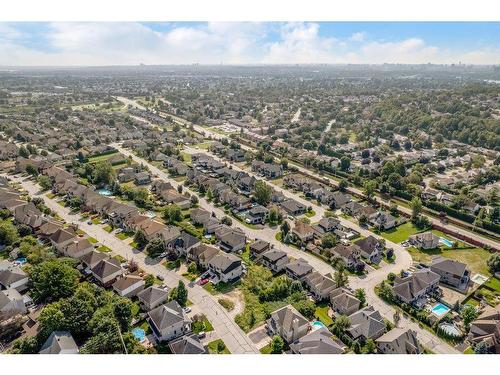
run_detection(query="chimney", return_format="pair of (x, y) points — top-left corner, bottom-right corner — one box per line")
(292, 317), (299, 342)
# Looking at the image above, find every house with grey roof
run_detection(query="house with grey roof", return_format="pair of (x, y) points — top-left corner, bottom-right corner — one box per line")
(347, 305), (386, 341)
(249, 240), (271, 259)
(376, 328), (421, 354)
(39, 331), (79, 354)
(169, 333), (206, 354)
(430, 257), (470, 290)
(392, 269), (441, 307)
(91, 258), (122, 287)
(408, 232), (440, 250)
(218, 230), (246, 253)
(112, 274), (145, 298)
(207, 252), (242, 284)
(290, 327), (345, 354)
(137, 286), (170, 311)
(355, 235), (384, 264)
(304, 272), (336, 302)
(285, 259), (313, 281)
(0, 288), (27, 320)
(173, 232), (201, 257)
(369, 211), (397, 230)
(330, 287), (361, 316)
(0, 267), (28, 292)
(148, 300), (192, 343)
(187, 244), (219, 268)
(267, 305), (310, 344)
(260, 249), (289, 273)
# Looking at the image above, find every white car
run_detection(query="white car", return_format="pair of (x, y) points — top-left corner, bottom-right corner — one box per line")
(183, 307), (192, 314)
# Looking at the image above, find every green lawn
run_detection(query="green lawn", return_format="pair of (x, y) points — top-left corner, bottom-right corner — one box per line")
(305, 210), (316, 218)
(103, 225), (113, 233)
(464, 347), (475, 354)
(407, 245), (492, 275)
(203, 281), (235, 295)
(45, 192), (56, 199)
(116, 231), (132, 240)
(180, 152), (192, 165)
(87, 151), (118, 163)
(192, 316), (214, 334)
(314, 303), (333, 326)
(259, 343), (273, 354)
(484, 277), (500, 293)
(379, 222), (425, 243)
(113, 254), (126, 263)
(207, 339), (231, 354)
(96, 245), (111, 253)
(91, 218), (101, 225)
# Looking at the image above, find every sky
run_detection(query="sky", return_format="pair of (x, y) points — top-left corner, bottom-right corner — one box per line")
(1, 22), (500, 66)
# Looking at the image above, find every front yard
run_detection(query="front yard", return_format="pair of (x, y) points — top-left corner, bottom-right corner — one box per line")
(379, 222), (426, 243)
(207, 339), (231, 354)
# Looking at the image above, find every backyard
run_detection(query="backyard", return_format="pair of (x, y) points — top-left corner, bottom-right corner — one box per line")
(379, 222), (426, 243)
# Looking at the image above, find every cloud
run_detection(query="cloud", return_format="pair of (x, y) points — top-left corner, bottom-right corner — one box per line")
(0, 22), (499, 66)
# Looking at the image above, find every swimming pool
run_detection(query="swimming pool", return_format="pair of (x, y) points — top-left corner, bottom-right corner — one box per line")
(431, 303), (450, 316)
(132, 327), (146, 342)
(97, 188), (113, 196)
(14, 257), (27, 265)
(439, 237), (454, 248)
(311, 320), (327, 331)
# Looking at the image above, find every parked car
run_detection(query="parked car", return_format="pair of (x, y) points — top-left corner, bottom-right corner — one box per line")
(156, 275), (165, 281)
(87, 221), (93, 225)
(198, 331), (206, 339)
(199, 278), (209, 286)
(183, 307), (191, 313)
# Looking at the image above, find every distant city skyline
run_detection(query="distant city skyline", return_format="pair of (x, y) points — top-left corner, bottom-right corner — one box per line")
(1, 22), (500, 66)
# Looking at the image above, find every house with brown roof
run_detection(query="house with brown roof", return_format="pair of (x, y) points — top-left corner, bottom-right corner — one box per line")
(292, 220), (315, 244)
(304, 272), (336, 301)
(187, 244), (219, 269)
(50, 227), (78, 251)
(112, 274), (145, 297)
(330, 287), (361, 316)
(61, 237), (93, 259)
(91, 258), (122, 286)
(285, 258), (313, 281)
(468, 305), (500, 353)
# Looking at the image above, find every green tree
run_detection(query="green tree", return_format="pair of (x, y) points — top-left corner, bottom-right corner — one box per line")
(145, 237), (166, 258)
(92, 161), (116, 185)
(410, 197), (423, 221)
(29, 259), (79, 302)
(133, 230), (148, 249)
(354, 288), (366, 306)
(174, 280), (188, 307)
(334, 264), (348, 288)
(26, 164), (38, 177)
(270, 335), (284, 354)
(332, 315), (350, 337)
(144, 274), (155, 288)
(163, 204), (182, 224)
(487, 253), (500, 274)
(340, 156), (351, 172)
(0, 220), (19, 245)
(461, 305), (479, 329)
(363, 180), (377, 201)
(321, 233), (338, 249)
(363, 338), (376, 354)
(19, 146), (30, 158)
(280, 221), (290, 238)
(293, 299), (316, 320)
(253, 180), (273, 206)
(37, 175), (52, 191)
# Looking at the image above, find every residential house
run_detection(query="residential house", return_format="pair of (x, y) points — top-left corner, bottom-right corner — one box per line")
(304, 272), (336, 301)
(392, 269), (441, 307)
(112, 274), (145, 297)
(148, 300), (192, 342)
(260, 250), (289, 273)
(355, 236), (384, 264)
(134, 171), (151, 185)
(0, 288), (27, 320)
(330, 287), (361, 316)
(369, 211), (397, 230)
(190, 208), (211, 226)
(285, 259), (313, 281)
(0, 267), (29, 292)
(80, 251), (109, 270)
(267, 305), (310, 344)
(348, 305), (386, 341)
(292, 221), (315, 244)
(249, 240), (271, 259)
(187, 244), (219, 269)
(245, 205), (269, 224)
(39, 331), (79, 354)
(280, 199), (306, 216)
(169, 333), (206, 354)
(289, 327), (345, 354)
(207, 252), (243, 284)
(173, 232), (201, 257)
(50, 227), (78, 252)
(376, 328), (421, 354)
(467, 305), (500, 353)
(218, 230), (246, 253)
(91, 258), (122, 286)
(137, 286), (169, 311)
(61, 237), (94, 259)
(408, 232), (440, 250)
(327, 243), (362, 269)
(430, 257), (470, 290)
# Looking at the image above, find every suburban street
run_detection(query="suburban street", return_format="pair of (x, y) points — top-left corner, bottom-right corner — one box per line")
(111, 144), (460, 353)
(5, 174), (259, 354)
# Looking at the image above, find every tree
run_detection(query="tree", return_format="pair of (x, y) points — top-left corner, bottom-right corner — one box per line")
(187, 262), (198, 274)
(393, 310), (401, 327)
(206, 187), (214, 201)
(270, 335), (284, 354)
(144, 274), (155, 288)
(340, 156), (351, 171)
(410, 197), (423, 221)
(128, 259), (138, 273)
(474, 341), (491, 354)
(190, 195), (199, 205)
(293, 299), (316, 319)
(321, 233), (338, 249)
(487, 253), (500, 274)
(253, 180), (272, 206)
(338, 179), (348, 191)
(334, 264), (348, 288)
(113, 298), (133, 332)
(37, 175), (52, 191)
(19, 146), (30, 158)
(145, 237), (166, 258)
(92, 161), (116, 185)
(133, 230), (148, 249)
(29, 259), (79, 303)
(354, 289), (366, 306)
(280, 221), (290, 238)
(461, 305), (479, 329)
(363, 338), (376, 354)
(332, 315), (350, 337)
(174, 280), (188, 307)
(0, 220), (19, 245)
(221, 216), (232, 226)
(363, 180), (377, 201)
(217, 340), (226, 353)
(26, 164), (38, 177)
(163, 204), (182, 224)
(378, 281), (394, 302)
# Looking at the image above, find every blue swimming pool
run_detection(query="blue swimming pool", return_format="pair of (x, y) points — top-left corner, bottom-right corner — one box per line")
(311, 320), (327, 331)
(97, 188), (113, 196)
(132, 328), (146, 342)
(431, 303), (450, 316)
(15, 257), (27, 265)
(439, 237), (454, 248)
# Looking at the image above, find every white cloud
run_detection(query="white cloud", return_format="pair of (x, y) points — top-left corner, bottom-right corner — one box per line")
(0, 22), (499, 66)
(349, 31), (366, 42)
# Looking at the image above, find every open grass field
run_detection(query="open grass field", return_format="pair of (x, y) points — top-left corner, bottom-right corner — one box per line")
(380, 222), (426, 243)
(87, 151), (119, 164)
